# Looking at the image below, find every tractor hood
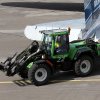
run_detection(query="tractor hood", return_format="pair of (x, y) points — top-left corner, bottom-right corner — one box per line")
(70, 40), (86, 48)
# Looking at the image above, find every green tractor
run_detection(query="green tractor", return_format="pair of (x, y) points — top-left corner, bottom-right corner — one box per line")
(28, 28), (100, 86)
(0, 28), (100, 86)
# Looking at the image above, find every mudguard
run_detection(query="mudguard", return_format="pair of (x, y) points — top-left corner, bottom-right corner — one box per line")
(74, 47), (95, 60)
(33, 60), (54, 73)
(35, 60), (53, 67)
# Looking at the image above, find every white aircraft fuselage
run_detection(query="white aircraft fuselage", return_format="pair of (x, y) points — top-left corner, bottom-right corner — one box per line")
(24, 19), (85, 42)
(82, 0), (100, 41)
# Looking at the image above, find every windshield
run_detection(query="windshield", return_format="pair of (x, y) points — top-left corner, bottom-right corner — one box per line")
(41, 34), (52, 53)
(44, 34), (52, 44)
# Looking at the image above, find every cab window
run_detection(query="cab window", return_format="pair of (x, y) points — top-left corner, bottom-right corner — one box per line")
(54, 34), (69, 55)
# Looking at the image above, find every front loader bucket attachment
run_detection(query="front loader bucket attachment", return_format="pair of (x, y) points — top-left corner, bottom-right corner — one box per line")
(0, 40), (39, 77)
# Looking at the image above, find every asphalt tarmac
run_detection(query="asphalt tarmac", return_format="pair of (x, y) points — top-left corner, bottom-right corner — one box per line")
(1, 0), (100, 100)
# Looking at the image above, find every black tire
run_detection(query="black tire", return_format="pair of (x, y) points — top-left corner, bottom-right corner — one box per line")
(74, 56), (93, 77)
(18, 68), (28, 79)
(28, 63), (51, 86)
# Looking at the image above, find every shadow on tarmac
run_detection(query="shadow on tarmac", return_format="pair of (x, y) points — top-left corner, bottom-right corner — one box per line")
(13, 67), (100, 87)
(1, 2), (84, 12)
(13, 79), (32, 87)
(13, 71), (75, 87)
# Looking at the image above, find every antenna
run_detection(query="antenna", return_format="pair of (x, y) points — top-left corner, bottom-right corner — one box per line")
(35, 26), (37, 29)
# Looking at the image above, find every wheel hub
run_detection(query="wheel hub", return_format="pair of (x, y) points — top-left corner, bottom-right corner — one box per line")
(35, 68), (47, 82)
(37, 72), (43, 77)
(82, 63), (87, 69)
(80, 60), (91, 73)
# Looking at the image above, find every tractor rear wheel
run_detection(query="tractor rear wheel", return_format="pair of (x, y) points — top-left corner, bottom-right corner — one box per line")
(28, 63), (51, 86)
(74, 56), (93, 76)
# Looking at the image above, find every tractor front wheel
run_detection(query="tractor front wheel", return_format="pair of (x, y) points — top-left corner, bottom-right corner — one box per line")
(28, 63), (51, 86)
(74, 56), (93, 77)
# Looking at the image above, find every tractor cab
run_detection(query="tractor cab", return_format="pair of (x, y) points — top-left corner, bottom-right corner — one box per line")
(40, 28), (70, 59)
